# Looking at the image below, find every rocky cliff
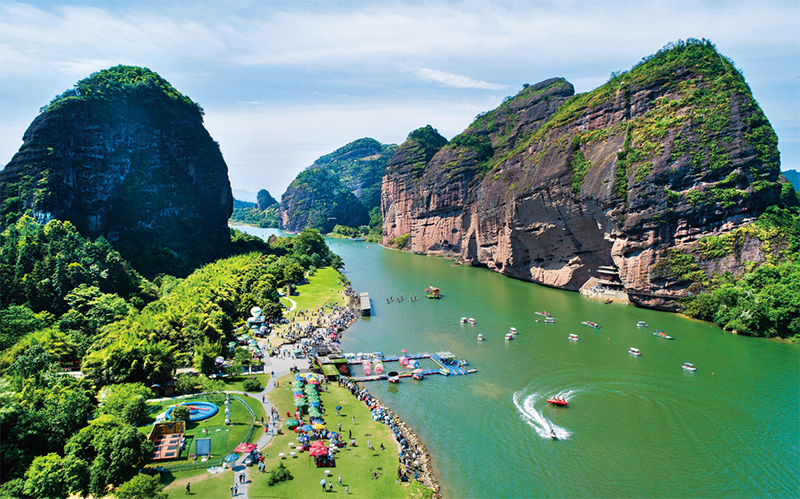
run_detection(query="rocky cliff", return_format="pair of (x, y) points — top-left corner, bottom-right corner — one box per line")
(382, 40), (795, 309)
(279, 138), (397, 232)
(0, 65), (233, 277)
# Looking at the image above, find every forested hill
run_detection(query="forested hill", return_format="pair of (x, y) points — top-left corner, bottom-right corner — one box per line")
(278, 138), (397, 233)
(0, 65), (233, 278)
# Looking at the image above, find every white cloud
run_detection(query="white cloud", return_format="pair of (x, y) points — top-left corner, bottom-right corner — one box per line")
(415, 68), (506, 90)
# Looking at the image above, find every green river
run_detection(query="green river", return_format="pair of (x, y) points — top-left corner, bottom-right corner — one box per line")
(240, 227), (799, 498)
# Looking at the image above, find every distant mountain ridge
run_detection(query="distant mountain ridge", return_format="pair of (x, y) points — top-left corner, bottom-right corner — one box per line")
(278, 137), (397, 232)
(783, 169), (800, 190)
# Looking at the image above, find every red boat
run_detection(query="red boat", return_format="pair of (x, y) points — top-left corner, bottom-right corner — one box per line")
(546, 398), (568, 406)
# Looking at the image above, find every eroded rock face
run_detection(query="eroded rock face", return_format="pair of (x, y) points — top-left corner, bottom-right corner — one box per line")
(0, 66), (233, 276)
(382, 43), (787, 309)
(279, 168), (369, 233)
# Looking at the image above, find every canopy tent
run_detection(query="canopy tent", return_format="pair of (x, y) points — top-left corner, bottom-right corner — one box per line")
(233, 443), (257, 453)
(309, 446), (328, 456)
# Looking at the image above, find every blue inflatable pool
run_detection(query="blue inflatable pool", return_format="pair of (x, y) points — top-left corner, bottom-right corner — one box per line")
(166, 401), (219, 422)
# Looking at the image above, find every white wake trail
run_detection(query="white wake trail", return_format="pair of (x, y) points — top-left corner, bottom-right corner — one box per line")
(513, 389), (572, 440)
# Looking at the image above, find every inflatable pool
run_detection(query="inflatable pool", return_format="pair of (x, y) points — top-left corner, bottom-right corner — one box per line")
(166, 401), (219, 422)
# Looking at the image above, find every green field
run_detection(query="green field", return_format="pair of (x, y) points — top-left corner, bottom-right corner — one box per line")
(139, 392), (266, 464)
(162, 375), (431, 498)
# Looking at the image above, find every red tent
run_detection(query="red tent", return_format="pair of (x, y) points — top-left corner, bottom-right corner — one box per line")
(233, 443), (258, 453)
(309, 446), (328, 456)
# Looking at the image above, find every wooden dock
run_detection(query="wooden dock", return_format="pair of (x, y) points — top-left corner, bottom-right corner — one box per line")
(345, 351), (474, 382)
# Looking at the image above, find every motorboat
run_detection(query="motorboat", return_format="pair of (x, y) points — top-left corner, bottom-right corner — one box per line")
(682, 362), (696, 372)
(466, 368), (477, 374)
(505, 333), (514, 341)
(544, 318), (555, 323)
(460, 317), (467, 324)
(477, 334), (484, 341)
(629, 348), (641, 356)
(546, 398), (568, 406)
(581, 321), (599, 328)
(654, 330), (674, 339)
(568, 334), (579, 341)
(551, 430), (558, 440)
(509, 327), (517, 334)
(535, 311), (551, 318)
(637, 321), (648, 327)
(468, 318), (476, 324)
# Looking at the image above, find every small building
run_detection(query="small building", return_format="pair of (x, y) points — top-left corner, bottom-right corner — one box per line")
(148, 421), (185, 461)
(426, 286), (441, 299)
(360, 292), (371, 316)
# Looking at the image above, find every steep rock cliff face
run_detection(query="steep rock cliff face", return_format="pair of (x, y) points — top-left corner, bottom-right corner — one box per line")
(382, 41), (792, 309)
(0, 66), (233, 276)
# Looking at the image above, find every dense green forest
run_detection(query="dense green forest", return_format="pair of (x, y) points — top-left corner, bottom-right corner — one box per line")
(672, 206), (800, 339)
(0, 212), (342, 497)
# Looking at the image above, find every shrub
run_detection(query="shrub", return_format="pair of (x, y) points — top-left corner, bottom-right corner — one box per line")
(171, 405), (190, 421)
(267, 462), (293, 486)
(242, 378), (261, 392)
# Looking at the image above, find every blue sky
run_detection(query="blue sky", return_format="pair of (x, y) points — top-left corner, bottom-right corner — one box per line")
(1, 0), (798, 198)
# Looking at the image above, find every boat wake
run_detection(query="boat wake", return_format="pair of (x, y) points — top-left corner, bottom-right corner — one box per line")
(513, 389), (574, 440)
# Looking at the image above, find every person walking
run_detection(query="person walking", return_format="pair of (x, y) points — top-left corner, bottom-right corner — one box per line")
(234, 483), (238, 496)
(185, 482), (190, 495)
(230, 485), (234, 497)
(321, 479), (326, 492)
(338, 475), (342, 486)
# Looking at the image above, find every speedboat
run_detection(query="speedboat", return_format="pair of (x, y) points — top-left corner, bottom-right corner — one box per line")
(505, 333), (514, 341)
(535, 311), (551, 318)
(637, 321), (648, 327)
(682, 362), (696, 372)
(568, 334), (579, 341)
(654, 330), (674, 339)
(468, 318), (476, 324)
(550, 429), (558, 440)
(581, 321), (599, 328)
(477, 334), (484, 341)
(509, 327), (517, 334)
(629, 348), (641, 356)
(546, 398), (568, 406)
(460, 317), (467, 324)
(466, 368), (477, 374)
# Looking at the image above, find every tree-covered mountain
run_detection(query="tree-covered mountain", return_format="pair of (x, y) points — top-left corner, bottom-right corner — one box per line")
(783, 169), (800, 191)
(0, 65), (233, 278)
(230, 189), (280, 228)
(278, 138), (397, 232)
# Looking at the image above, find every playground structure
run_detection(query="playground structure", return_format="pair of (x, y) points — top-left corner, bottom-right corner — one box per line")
(148, 421), (186, 461)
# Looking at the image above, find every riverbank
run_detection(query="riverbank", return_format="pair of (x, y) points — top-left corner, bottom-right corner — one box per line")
(261, 267), (439, 498)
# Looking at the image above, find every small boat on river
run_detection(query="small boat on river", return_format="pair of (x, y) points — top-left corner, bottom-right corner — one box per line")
(460, 317), (467, 324)
(388, 376), (400, 383)
(682, 362), (696, 372)
(654, 330), (673, 339)
(568, 334), (579, 341)
(505, 333), (514, 341)
(637, 321), (648, 327)
(510, 327), (517, 334)
(629, 347), (641, 356)
(535, 311), (552, 318)
(412, 373), (423, 380)
(477, 334), (484, 341)
(550, 429), (559, 440)
(544, 318), (555, 323)
(468, 318), (476, 325)
(581, 321), (599, 328)
(547, 398), (568, 406)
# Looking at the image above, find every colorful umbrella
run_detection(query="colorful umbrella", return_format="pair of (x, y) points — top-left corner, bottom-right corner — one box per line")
(309, 401), (320, 407)
(293, 394), (305, 398)
(297, 435), (310, 443)
(310, 440), (325, 447)
(336, 405), (342, 411)
(285, 419), (299, 426)
(312, 423), (325, 430)
(301, 424), (314, 432)
(224, 453), (239, 462)
(309, 446), (328, 456)
(308, 408), (321, 417)
(293, 399), (306, 407)
(401, 349), (408, 353)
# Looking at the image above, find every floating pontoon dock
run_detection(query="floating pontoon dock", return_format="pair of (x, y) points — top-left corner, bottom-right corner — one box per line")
(344, 351), (474, 382)
(360, 292), (371, 316)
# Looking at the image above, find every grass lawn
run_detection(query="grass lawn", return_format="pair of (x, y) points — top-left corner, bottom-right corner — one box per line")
(247, 374), (431, 498)
(268, 267), (351, 349)
(139, 392), (266, 464)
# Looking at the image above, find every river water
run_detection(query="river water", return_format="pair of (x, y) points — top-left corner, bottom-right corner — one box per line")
(237, 227), (799, 498)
